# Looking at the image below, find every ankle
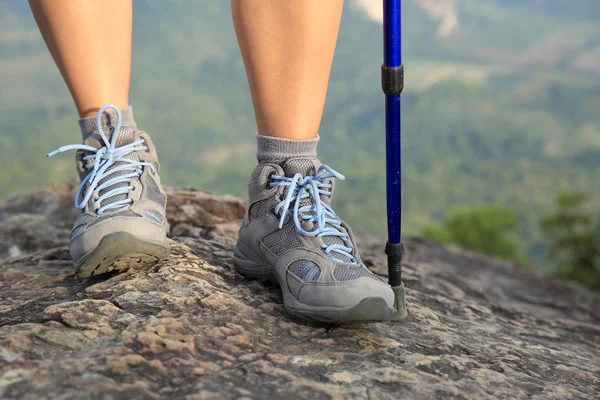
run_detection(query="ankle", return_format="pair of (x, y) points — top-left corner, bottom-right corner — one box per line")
(256, 134), (319, 164)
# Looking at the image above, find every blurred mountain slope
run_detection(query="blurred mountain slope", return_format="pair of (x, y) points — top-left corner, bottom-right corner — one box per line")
(0, 0), (598, 266)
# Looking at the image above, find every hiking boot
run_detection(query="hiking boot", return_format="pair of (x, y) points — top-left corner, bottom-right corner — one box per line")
(48, 104), (170, 277)
(234, 157), (396, 323)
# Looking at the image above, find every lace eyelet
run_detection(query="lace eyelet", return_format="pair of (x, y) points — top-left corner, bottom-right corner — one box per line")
(265, 171), (276, 190)
(270, 206), (279, 218)
(140, 138), (151, 153)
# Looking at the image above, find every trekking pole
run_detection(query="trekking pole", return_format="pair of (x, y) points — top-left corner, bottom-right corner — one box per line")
(382, 0), (407, 319)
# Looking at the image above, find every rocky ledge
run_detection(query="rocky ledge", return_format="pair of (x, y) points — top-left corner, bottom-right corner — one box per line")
(0, 182), (598, 399)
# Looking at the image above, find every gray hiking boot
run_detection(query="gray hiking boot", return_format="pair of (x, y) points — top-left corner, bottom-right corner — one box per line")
(234, 157), (396, 323)
(48, 105), (169, 277)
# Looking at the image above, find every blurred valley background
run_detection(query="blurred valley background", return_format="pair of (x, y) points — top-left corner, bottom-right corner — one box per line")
(1, 0), (599, 283)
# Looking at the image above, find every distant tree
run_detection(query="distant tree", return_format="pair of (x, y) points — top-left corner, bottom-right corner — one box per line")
(423, 205), (523, 262)
(542, 190), (600, 289)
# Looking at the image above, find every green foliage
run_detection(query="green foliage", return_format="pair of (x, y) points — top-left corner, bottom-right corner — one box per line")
(542, 189), (600, 288)
(423, 205), (524, 262)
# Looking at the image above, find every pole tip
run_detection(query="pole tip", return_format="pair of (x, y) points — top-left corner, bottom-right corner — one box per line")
(391, 282), (408, 320)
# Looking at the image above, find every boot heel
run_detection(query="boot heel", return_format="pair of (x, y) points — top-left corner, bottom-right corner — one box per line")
(233, 242), (278, 284)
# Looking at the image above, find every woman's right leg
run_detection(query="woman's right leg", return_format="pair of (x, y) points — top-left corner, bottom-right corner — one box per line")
(30, 1), (170, 276)
(28, 0), (132, 116)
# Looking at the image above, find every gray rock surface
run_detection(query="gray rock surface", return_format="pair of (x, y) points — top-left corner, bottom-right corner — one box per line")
(1, 182), (599, 399)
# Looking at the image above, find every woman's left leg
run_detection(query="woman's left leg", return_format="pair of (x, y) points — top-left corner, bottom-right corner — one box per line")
(232, 0), (396, 323)
(231, 0), (343, 140)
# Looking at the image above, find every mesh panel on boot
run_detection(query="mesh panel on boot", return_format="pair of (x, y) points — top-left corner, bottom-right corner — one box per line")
(249, 165), (263, 184)
(322, 236), (353, 263)
(333, 266), (384, 282)
(263, 221), (302, 255)
(249, 199), (271, 220)
(288, 260), (321, 281)
(143, 174), (166, 207)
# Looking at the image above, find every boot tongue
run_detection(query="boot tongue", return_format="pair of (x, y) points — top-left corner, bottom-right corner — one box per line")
(281, 157), (321, 178)
(79, 106), (137, 143)
(280, 157), (334, 203)
(84, 127), (136, 150)
(79, 121), (140, 210)
(279, 158), (351, 262)
(79, 106), (138, 151)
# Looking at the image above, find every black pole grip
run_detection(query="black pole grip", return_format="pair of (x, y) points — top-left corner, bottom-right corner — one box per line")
(386, 242), (404, 287)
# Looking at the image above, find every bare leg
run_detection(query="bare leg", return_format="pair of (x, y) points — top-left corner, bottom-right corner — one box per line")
(29, 0), (132, 117)
(232, 0), (344, 140)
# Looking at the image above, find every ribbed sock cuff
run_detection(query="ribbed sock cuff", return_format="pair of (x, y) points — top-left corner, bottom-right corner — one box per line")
(256, 134), (319, 163)
(78, 106), (136, 139)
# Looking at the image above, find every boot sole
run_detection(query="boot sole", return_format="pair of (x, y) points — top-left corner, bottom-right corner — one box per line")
(75, 232), (170, 278)
(233, 241), (396, 324)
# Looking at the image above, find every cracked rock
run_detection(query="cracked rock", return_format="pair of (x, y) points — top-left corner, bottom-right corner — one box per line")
(0, 181), (599, 399)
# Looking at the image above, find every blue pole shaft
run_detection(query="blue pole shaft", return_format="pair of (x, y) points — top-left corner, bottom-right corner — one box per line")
(384, 0), (402, 245)
(385, 96), (401, 244)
